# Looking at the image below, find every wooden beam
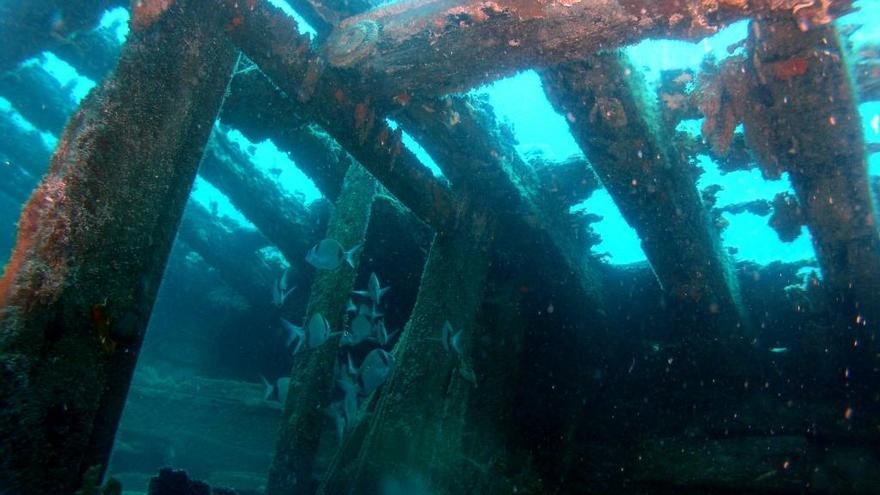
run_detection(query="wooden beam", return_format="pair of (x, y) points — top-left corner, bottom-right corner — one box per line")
(267, 163), (377, 495)
(323, 214), (497, 494)
(744, 20), (880, 322)
(0, 1), (236, 491)
(395, 95), (604, 309)
(219, 70), (354, 200)
(199, 128), (326, 269)
(176, 200), (276, 313)
(212, 0), (456, 230)
(696, 20), (880, 323)
(286, 0), (374, 39)
(0, 62), (77, 135)
(540, 52), (748, 333)
(0, 109), (53, 179)
(320, 0), (855, 97)
(531, 156), (600, 209)
(0, 0), (126, 71)
(51, 23), (122, 82)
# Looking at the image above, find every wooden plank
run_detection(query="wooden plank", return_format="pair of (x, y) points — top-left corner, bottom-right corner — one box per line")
(320, 0), (855, 97)
(540, 52), (748, 333)
(266, 163), (377, 495)
(0, 1), (237, 491)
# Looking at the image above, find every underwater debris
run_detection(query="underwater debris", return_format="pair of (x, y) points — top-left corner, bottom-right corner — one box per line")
(147, 467), (238, 495)
(305, 238), (363, 270)
(769, 192), (805, 242)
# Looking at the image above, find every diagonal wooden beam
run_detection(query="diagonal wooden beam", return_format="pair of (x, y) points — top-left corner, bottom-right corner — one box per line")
(198, 127), (327, 269)
(267, 163), (377, 495)
(0, 1), (237, 491)
(743, 20), (880, 322)
(213, 0), (455, 230)
(540, 52), (749, 333)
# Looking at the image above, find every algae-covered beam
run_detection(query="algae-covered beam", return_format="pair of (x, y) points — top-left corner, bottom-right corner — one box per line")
(0, 109), (53, 180)
(212, 0), (455, 230)
(199, 128), (326, 270)
(321, 0), (854, 97)
(540, 52), (747, 332)
(286, 0), (374, 39)
(0, 1), (236, 492)
(396, 95), (604, 309)
(743, 20), (880, 321)
(316, 95), (606, 494)
(531, 156), (600, 208)
(0, 0), (126, 71)
(0, 61), (77, 135)
(51, 22), (123, 82)
(219, 69), (354, 200)
(267, 163), (377, 495)
(322, 213), (497, 494)
(176, 200), (276, 313)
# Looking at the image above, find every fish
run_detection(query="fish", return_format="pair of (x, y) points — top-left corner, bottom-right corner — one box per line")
(458, 365), (477, 387)
(352, 272), (390, 306)
(271, 268), (295, 307)
(357, 348), (396, 395)
(770, 347), (789, 354)
(374, 321), (400, 346)
(344, 314), (374, 346)
(280, 317), (304, 354)
(346, 298), (357, 313)
(441, 321), (463, 356)
(305, 239), (363, 270)
(356, 303), (384, 320)
(305, 312), (334, 350)
(283, 313), (335, 355)
(261, 376), (292, 404)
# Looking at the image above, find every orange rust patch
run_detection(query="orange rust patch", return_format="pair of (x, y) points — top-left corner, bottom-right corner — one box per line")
(770, 57), (809, 80)
(226, 15), (244, 32)
(0, 191), (42, 308)
(132, 0), (175, 32)
(354, 103), (368, 130)
(393, 91), (411, 106)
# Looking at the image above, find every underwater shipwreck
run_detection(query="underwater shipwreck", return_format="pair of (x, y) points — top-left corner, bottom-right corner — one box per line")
(1, 0), (880, 493)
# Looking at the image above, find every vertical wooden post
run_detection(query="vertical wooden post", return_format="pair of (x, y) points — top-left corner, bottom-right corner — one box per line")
(326, 212), (498, 494)
(266, 164), (377, 495)
(0, 1), (236, 492)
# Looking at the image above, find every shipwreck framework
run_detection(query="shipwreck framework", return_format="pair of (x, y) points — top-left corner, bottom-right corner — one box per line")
(0, 0), (878, 493)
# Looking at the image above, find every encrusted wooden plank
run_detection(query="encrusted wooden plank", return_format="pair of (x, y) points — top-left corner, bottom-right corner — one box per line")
(0, 1), (237, 491)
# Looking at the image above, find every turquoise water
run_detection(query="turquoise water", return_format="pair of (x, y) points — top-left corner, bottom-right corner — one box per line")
(7, 3), (878, 268)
